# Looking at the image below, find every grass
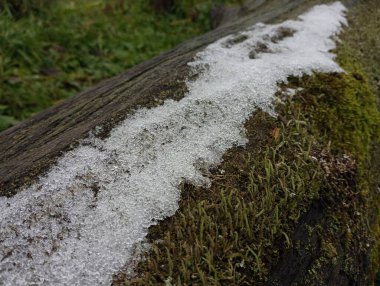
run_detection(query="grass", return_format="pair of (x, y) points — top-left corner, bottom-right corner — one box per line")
(0, 0), (236, 131)
(113, 1), (380, 285)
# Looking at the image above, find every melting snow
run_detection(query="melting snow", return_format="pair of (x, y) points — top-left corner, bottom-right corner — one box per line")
(0, 2), (347, 285)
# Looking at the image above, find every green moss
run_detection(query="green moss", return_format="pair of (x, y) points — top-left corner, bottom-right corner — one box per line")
(336, 1), (380, 277)
(285, 71), (378, 162)
(114, 65), (379, 284)
(278, 68), (379, 283)
(113, 109), (324, 285)
(271, 68), (377, 284)
(113, 1), (380, 285)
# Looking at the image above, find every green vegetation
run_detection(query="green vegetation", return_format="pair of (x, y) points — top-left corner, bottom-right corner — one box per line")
(113, 1), (380, 285)
(0, 0), (234, 131)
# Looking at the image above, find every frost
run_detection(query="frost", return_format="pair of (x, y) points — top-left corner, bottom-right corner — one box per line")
(0, 2), (347, 285)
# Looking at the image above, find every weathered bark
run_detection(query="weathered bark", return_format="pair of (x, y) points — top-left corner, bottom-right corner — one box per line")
(2, 0), (354, 197)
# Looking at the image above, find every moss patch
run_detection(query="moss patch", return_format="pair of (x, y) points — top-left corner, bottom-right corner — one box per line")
(114, 1), (380, 285)
(114, 68), (379, 285)
(114, 107), (321, 285)
(268, 71), (379, 285)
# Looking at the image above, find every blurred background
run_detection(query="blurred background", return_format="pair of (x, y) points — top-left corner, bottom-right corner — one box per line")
(0, 0), (238, 131)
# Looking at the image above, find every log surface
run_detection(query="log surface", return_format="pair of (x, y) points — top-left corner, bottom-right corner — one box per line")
(2, 0), (347, 196)
(1, 1), (372, 286)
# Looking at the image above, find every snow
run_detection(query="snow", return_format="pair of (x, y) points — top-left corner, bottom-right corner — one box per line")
(0, 2), (347, 285)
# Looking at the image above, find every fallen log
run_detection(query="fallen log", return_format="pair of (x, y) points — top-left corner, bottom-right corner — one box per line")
(2, 1), (378, 286)
(0, 0), (355, 197)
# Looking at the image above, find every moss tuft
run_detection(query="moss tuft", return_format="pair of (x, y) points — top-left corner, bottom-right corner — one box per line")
(114, 1), (380, 285)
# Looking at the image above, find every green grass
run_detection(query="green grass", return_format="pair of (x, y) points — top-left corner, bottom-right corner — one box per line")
(113, 1), (380, 285)
(0, 0), (235, 131)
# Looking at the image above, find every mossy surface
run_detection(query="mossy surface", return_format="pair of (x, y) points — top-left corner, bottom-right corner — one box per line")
(113, 1), (380, 285)
(114, 71), (378, 285)
(269, 71), (379, 285)
(114, 108), (321, 285)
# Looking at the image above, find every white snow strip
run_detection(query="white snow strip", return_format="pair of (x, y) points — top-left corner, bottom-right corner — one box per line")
(0, 2), (347, 285)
